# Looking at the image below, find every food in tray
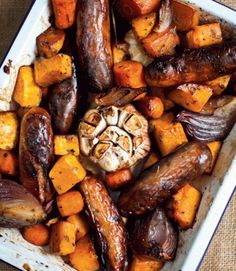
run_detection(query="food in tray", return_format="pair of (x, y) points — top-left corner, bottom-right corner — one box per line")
(0, 0), (236, 270)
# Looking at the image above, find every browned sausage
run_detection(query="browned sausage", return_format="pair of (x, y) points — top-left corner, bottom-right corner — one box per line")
(76, 0), (113, 91)
(118, 142), (212, 216)
(145, 40), (236, 87)
(80, 176), (128, 271)
(19, 107), (54, 205)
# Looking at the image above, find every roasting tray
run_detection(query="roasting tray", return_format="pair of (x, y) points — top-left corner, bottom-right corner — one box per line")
(0, 1), (235, 270)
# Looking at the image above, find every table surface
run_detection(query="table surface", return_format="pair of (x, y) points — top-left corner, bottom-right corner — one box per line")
(0, 0), (235, 270)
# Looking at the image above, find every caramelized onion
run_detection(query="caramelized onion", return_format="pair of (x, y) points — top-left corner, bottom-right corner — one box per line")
(95, 87), (147, 107)
(154, 0), (173, 34)
(176, 96), (236, 142)
(0, 179), (46, 228)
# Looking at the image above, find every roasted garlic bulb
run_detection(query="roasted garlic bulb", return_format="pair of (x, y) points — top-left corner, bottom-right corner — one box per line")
(78, 104), (150, 172)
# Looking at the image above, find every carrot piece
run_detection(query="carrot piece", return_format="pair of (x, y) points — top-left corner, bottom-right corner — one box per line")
(135, 96), (164, 119)
(168, 183), (202, 230)
(57, 191), (84, 217)
(22, 224), (50, 246)
(50, 221), (76, 255)
(206, 141), (222, 174)
(130, 255), (163, 271)
(168, 83), (213, 112)
(0, 150), (18, 176)
(51, 0), (77, 29)
(206, 75), (231, 96)
(114, 60), (147, 88)
(150, 87), (175, 111)
(105, 168), (133, 190)
(69, 235), (100, 271)
(67, 214), (90, 241)
(186, 23), (222, 48)
(116, 0), (161, 21)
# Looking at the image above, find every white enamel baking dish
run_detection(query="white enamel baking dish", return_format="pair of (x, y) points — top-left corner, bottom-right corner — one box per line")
(0, 1), (235, 270)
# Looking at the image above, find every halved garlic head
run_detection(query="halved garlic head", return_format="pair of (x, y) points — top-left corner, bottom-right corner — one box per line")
(78, 105), (150, 172)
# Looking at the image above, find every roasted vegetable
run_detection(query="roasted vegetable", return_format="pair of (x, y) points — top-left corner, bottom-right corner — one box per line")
(149, 112), (175, 132)
(186, 23), (222, 48)
(206, 75), (231, 96)
(142, 28), (180, 58)
(51, 0), (77, 29)
(135, 96), (164, 119)
(36, 27), (65, 58)
(131, 12), (157, 40)
(116, 0), (161, 21)
(49, 154), (86, 194)
(19, 107), (53, 204)
(54, 135), (79, 156)
(143, 150), (160, 170)
(150, 87), (174, 111)
(129, 256), (163, 271)
(105, 168), (133, 190)
(34, 54), (72, 87)
(168, 83), (213, 112)
(95, 86), (147, 107)
(50, 221), (76, 255)
(129, 207), (178, 260)
(176, 96), (236, 142)
(22, 224), (50, 246)
(57, 190), (84, 217)
(0, 112), (18, 150)
(145, 40), (236, 87)
(0, 150), (18, 176)
(49, 76), (78, 134)
(80, 176), (128, 271)
(69, 235), (100, 271)
(112, 43), (129, 64)
(118, 142), (212, 216)
(153, 0), (172, 34)
(0, 179), (46, 228)
(67, 214), (90, 241)
(13, 66), (42, 107)
(172, 0), (199, 32)
(78, 105), (150, 172)
(76, 0), (113, 91)
(166, 183), (202, 230)
(206, 141), (222, 174)
(114, 60), (146, 88)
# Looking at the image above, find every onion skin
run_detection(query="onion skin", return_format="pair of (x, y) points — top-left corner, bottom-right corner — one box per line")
(129, 207), (178, 261)
(118, 142), (212, 216)
(176, 96), (236, 142)
(0, 179), (46, 228)
(95, 87), (147, 107)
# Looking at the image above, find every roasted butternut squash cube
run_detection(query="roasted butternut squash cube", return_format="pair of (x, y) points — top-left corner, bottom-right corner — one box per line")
(206, 141), (222, 174)
(168, 83), (213, 112)
(206, 75), (231, 96)
(142, 28), (180, 58)
(54, 135), (79, 156)
(0, 150), (18, 176)
(154, 121), (188, 156)
(50, 221), (76, 255)
(172, 0), (200, 32)
(130, 256), (163, 271)
(69, 235), (100, 271)
(131, 12), (157, 40)
(0, 112), (18, 150)
(67, 214), (90, 241)
(116, 0), (161, 21)
(143, 150), (160, 170)
(36, 27), (65, 58)
(112, 43), (129, 64)
(114, 60), (146, 88)
(150, 87), (175, 111)
(49, 154), (86, 194)
(34, 54), (72, 87)
(169, 183), (202, 230)
(57, 191), (84, 217)
(106, 168), (133, 190)
(13, 66), (41, 107)
(149, 112), (175, 132)
(186, 23), (222, 48)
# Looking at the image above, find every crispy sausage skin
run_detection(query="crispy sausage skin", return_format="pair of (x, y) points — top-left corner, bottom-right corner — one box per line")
(145, 40), (236, 87)
(118, 142), (212, 216)
(19, 107), (54, 205)
(48, 76), (78, 134)
(76, 0), (113, 91)
(80, 176), (128, 271)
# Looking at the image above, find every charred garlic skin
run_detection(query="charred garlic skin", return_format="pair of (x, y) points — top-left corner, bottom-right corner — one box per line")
(78, 104), (150, 172)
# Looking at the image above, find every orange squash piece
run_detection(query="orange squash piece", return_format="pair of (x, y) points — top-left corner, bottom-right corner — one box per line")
(54, 135), (80, 156)
(130, 255), (163, 271)
(149, 112), (175, 132)
(206, 141), (222, 174)
(112, 43), (129, 64)
(67, 214), (90, 241)
(143, 150), (160, 170)
(206, 75), (231, 96)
